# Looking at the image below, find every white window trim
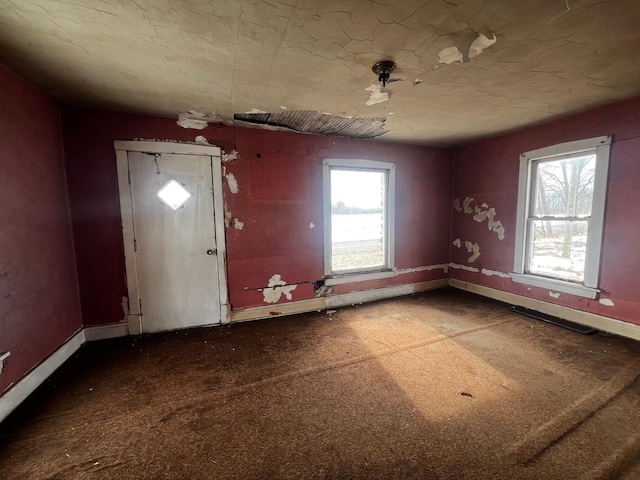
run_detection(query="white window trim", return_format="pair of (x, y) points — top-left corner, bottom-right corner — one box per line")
(512, 135), (611, 299)
(322, 158), (395, 283)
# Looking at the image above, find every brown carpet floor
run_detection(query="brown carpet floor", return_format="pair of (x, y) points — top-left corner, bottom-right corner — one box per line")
(1, 288), (640, 479)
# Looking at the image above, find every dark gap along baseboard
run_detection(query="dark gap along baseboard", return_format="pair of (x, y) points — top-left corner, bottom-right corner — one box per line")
(510, 305), (598, 334)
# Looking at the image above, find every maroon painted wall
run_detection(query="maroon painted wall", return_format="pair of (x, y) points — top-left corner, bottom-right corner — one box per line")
(452, 96), (640, 325)
(62, 109), (453, 325)
(0, 66), (82, 394)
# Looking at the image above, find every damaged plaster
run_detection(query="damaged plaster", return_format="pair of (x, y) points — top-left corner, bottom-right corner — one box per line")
(599, 298), (615, 306)
(309, 222), (315, 229)
(480, 268), (510, 278)
(226, 173), (239, 193)
(222, 149), (238, 162)
(453, 238), (462, 248)
(234, 110), (387, 138)
(469, 33), (497, 59)
(455, 197), (505, 240)
(233, 218), (244, 230)
(365, 83), (390, 106)
(177, 111), (222, 130)
(549, 291), (561, 299)
(262, 274), (297, 304)
(438, 46), (463, 65)
(465, 241), (481, 263)
(438, 32), (497, 65)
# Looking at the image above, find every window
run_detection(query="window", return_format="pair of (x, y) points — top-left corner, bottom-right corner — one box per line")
(512, 136), (611, 298)
(322, 159), (395, 284)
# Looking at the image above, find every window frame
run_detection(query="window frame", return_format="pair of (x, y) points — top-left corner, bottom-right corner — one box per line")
(512, 136), (611, 299)
(322, 158), (395, 285)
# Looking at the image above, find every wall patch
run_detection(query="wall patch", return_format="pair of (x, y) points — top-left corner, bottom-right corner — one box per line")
(263, 274), (297, 304)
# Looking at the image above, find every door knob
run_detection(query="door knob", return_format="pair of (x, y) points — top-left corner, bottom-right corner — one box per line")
(207, 249), (216, 255)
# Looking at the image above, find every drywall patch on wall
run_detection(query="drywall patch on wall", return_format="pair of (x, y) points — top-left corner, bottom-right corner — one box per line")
(438, 46), (463, 64)
(226, 173), (239, 193)
(309, 222), (315, 229)
(365, 83), (390, 106)
(177, 111), (222, 129)
(473, 206), (506, 240)
(233, 218), (244, 230)
(481, 268), (511, 278)
(453, 238), (462, 248)
(195, 135), (209, 144)
(453, 198), (462, 213)
(549, 291), (561, 299)
(469, 33), (497, 59)
(262, 274), (297, 304)
(465, 241), (481, 263)
(599, 298), (615, 306)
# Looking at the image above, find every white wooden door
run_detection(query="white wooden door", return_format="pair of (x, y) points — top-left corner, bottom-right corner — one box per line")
(128, 151), (220, 332)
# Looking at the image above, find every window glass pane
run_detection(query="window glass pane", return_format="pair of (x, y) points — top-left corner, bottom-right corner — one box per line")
(528, 220), (589, 282)
(330, 169), (385, 272)
(533, 154), (596, 217)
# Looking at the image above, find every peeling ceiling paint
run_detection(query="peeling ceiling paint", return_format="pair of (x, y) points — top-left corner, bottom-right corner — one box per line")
(1, 0), (639, 145)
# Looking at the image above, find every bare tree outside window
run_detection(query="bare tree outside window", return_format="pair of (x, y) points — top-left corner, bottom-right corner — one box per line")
(528, 153), (596, 282)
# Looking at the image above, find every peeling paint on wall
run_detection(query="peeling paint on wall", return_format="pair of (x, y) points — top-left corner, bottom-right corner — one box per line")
(222, 149), (238, 162)
(599, 298), (615, 306)
(453, 238), (462, 248)
(480, 268), (511, 278)
(195, 135), (209, 144)
(449, 263), (480, 273)
(224, 210), (233, 228)
(309, 222), (315, 229)
(262, 274), (297, 304)
(365, 83), (390, 106)
(233, 218), (244, 230)
(463, 197), (474, 214)
(469, 33), (497, 59)
(176, 111), (222, 129)
(226, 173), (239, 193)
(549, 291), (561, 299)
(394, 263), (450, 275)
(465, 241), (481, 263)
(473, 206), (506, 240)
(453, 198), (462, 213)
(438, 46), (463, 65)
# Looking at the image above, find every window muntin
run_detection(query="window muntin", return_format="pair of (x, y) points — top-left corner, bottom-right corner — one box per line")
(323, 159), (395, 279)
(512, 136), (611, 298)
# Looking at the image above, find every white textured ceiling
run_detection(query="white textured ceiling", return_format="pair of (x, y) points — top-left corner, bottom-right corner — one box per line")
(1, 0), (640, 145)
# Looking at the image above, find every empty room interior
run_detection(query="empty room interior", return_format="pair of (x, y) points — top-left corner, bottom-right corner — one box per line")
(1, 0), (640, 478)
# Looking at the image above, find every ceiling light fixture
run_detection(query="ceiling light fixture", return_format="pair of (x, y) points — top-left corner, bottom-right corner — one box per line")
(372, 60), (396, 88)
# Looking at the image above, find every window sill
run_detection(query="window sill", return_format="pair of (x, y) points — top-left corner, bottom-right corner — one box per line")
(510, 273), (599, 299)
(324, 270), (395, 286)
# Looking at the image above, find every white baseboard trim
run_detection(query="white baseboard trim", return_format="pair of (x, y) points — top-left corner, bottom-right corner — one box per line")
(231, 278), (450, 323)
(84, 322), (130, 342)
(449, 279), (640, 341)
(0, 329), (85, 424)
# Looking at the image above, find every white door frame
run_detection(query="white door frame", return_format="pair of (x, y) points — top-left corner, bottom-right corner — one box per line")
(114, 141), (230, 333)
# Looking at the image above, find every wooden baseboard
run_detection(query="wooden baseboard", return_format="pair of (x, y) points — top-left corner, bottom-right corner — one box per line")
(449, 279), (640, 341)
(230, 278), (450, 323)
(84, 323), (130, 342)
(0, 330), (85, 424)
